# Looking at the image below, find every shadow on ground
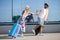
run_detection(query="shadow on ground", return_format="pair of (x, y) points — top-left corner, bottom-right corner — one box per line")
(18, 33), (35, 37)
(0, 35), (13, 39)
(0, 34), (34, 39)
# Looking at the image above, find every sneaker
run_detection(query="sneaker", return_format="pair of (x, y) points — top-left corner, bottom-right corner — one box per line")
(20, 33), (24, 37)
(32, 29), (35, 35)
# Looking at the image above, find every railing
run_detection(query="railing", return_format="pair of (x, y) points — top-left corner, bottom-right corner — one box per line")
(0, 21), (60, 26)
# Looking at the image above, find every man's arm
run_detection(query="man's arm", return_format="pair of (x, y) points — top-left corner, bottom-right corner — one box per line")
(44, 13), (48, 22)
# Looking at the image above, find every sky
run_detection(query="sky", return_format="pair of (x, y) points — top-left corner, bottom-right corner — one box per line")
(0, 0), (60, 22)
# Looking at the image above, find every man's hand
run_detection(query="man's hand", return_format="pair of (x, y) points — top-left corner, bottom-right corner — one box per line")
(44, 18), (48, 22)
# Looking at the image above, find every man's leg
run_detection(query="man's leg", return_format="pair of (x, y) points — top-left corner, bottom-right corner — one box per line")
(40, 25), (43, 33)
(32, 24), (41, 35)
(33, 24), (40, 30)
(39, 19), (44, 35)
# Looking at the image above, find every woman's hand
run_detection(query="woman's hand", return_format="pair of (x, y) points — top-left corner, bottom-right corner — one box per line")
(36, 14), (39, 16)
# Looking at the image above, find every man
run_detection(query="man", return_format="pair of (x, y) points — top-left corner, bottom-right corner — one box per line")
(33, 3), (49, 35)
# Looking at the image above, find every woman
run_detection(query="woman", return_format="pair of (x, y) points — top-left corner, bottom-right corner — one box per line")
(21, 5), (34, 36)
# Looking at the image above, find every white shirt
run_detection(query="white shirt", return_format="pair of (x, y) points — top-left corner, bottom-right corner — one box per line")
(37, 8), (48, 21)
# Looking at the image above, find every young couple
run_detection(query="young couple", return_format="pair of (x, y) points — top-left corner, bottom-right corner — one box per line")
(21, 3), (49, 36)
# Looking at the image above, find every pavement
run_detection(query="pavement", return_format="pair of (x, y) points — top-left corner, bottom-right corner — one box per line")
(0, 33), (60, 40)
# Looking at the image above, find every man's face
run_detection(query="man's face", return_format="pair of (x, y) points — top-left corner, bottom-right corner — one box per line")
(44, 5), (48, 9)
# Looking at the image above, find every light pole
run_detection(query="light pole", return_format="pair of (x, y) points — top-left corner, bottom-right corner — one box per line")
(12, 0), (13, 22)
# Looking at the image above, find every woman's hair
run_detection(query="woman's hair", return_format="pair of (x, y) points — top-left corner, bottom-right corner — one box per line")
(22, 5), (30, 16)
(22, 10), (25, 16)
(25, 5), (30, 9)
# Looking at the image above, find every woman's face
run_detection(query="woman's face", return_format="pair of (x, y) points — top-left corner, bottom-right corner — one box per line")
(25, 7), (29, 11)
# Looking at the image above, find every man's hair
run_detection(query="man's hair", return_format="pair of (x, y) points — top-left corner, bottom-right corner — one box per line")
(44, 3), (49, 7)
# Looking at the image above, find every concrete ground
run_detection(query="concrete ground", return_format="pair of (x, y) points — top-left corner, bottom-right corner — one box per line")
(0, 33), (60, 40)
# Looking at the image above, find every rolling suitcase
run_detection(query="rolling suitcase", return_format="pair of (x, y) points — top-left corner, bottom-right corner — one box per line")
(9, 23), (22, 38)
(35, 25), (41, 35)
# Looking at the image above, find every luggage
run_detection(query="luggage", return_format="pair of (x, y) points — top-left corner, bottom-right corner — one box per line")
(35, 25), (41, 35)
(9, 16), (25, 38)
(9, 23), (22, 38)
(25, 14), (33, 22)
